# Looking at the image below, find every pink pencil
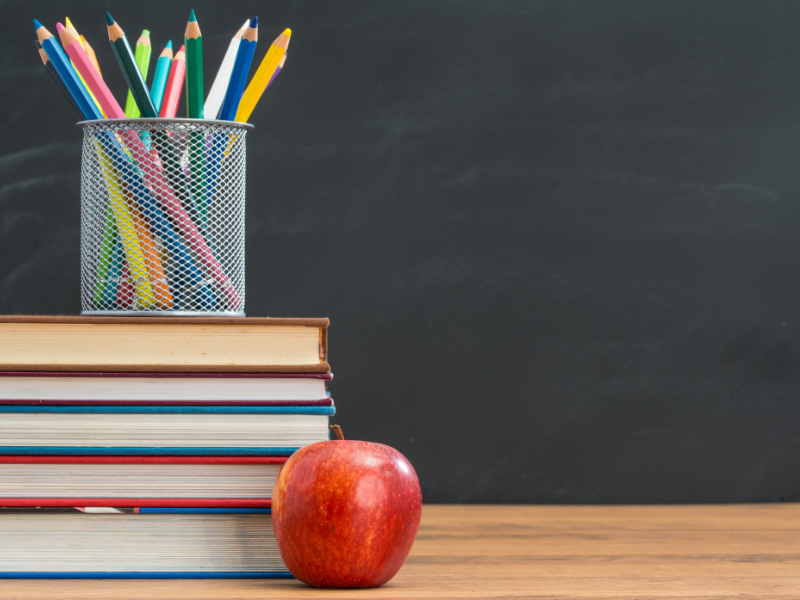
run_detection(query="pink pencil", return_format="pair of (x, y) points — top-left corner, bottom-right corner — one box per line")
(57, 24), (242, 307)
(58, 23), (124, 118)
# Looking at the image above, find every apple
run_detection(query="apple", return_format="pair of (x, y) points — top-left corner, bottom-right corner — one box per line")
(273, 428), (422, 588)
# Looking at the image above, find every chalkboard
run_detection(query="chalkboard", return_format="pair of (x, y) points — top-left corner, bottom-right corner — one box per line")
(2, 0), (800, 503)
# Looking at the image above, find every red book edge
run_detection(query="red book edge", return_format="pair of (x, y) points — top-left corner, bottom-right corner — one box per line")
(0, 498), (272, 508)
(0, 456), (287, 464)
(0, 371), (333, 380)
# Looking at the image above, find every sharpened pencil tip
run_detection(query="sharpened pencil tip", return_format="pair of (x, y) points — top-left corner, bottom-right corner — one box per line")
(189, 9), (197, 22)
(56, 22), (64, 32)
(65, 17), (74, 28)
(284, 28), (292, 36)
(33, 19), (42, 29)
(105, 12), (114, 26)
(250, 16), (258, 28)
(165, 40), (173, 49)
(142, 29), (151, 37)
(178, 44), (185, 52)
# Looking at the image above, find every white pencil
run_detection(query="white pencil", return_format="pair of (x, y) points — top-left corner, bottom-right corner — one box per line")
(204, 19), (250, 119)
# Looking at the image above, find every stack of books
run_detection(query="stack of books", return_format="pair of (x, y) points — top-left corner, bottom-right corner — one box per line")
(0, 315), (332, 578)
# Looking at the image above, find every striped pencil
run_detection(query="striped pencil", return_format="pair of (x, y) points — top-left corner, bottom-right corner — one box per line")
(106, 13), (158, 118)
(205, 19), (249, 119)
(235, 29), (290, 122)
(218, 17), (257, 121)
(34, 20), (102, 120)
(35, 40), (80, 115)
(150, 41), (173, 114)
(184, 10), (204, 118)
(125, 30), (152, 118)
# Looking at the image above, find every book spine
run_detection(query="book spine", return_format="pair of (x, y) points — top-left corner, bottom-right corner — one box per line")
(0, 447), (299, 456)
(0, 405), (335, 415)
(0, 399), (333, 406)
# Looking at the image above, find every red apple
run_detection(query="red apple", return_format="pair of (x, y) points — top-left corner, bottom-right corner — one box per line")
(273, 435), (422, 588)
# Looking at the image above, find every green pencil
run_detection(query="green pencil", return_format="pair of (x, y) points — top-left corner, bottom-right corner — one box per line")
(185, 10), (207, 232)
(184, 10), (203, 118)
(106, 13), (157, 118)
(124, 30), (151, 118)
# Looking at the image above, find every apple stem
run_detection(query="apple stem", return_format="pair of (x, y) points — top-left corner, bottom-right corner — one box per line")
(330, 424), (345, 440)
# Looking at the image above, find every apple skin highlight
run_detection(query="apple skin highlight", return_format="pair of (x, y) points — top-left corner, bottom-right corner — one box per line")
(273, 440), (422, 588)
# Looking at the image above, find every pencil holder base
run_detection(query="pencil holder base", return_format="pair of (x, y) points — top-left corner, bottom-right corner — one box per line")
(78, 118), (250, 316)
(81, 311), (247, 317)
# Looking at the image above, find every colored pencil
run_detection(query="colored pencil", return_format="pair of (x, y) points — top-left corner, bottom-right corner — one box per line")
(150, 41), (173, 114)
(184, 10), (204, 118)
(95, 132), (214, 309)
(184, 11), (206, 230)
(93, 205), (118, 307)
(94, 140), (156, 308)
(35, 40), (80, 115)
(102, 234), (125, 307)
(58, 24), (124, 119)
(116, 261), (135, 308)
(205, 19), (249, 120)
(235, 29), (290, 122)
(267, 54), (286, 90)
(159, 45), (185, 118)
(218, 17), (258, 122)
(57, 22), (105, 118)
(35, 20), (102, 120)
(65, 18), (101, 76)
(125, 30), (152, 118)
(80, 35), (101, 75)
(106, 13), (158, 118)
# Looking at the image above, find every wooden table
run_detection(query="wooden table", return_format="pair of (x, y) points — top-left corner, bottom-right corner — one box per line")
(5, 504), (800, 599)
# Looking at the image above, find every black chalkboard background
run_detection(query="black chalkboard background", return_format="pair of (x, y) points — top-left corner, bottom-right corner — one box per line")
(2, 1), (800, 503)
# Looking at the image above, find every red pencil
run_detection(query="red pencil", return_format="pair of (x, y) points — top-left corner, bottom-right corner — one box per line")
(159, 44), (185, 118)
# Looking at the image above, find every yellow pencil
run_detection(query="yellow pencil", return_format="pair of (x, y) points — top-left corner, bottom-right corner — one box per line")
(94, 140), (156, 308)
(234, 28), (290, 122)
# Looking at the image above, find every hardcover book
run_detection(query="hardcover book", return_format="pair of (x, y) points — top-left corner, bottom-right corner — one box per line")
(0, 456), (285, 507)
(0, 405), (333, 456)
(0, 372), (333, 405)
(0, 508), (290, 578)
(0, 316), (329, 373)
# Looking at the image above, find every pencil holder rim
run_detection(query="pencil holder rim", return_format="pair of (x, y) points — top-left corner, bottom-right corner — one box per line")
(76, 118), (255, 130)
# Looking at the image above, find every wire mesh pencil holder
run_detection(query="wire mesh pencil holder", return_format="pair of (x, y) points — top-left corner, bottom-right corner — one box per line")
(78, 118), (251, 316)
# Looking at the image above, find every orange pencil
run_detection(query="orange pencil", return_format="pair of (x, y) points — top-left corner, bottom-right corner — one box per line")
(81, 35), (102, 75)
(159, 45), (185, 118)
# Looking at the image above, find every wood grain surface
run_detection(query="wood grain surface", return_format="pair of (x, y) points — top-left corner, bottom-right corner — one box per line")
(5, 504), (800, 599)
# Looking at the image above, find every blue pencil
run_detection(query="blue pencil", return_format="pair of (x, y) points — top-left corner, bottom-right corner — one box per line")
(149, 41), (173, 114)
(34, 20), (102, 120)
(218, 16), (257, 121)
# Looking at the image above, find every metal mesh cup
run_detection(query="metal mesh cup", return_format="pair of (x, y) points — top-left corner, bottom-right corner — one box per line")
(78, 119), (251, 316)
